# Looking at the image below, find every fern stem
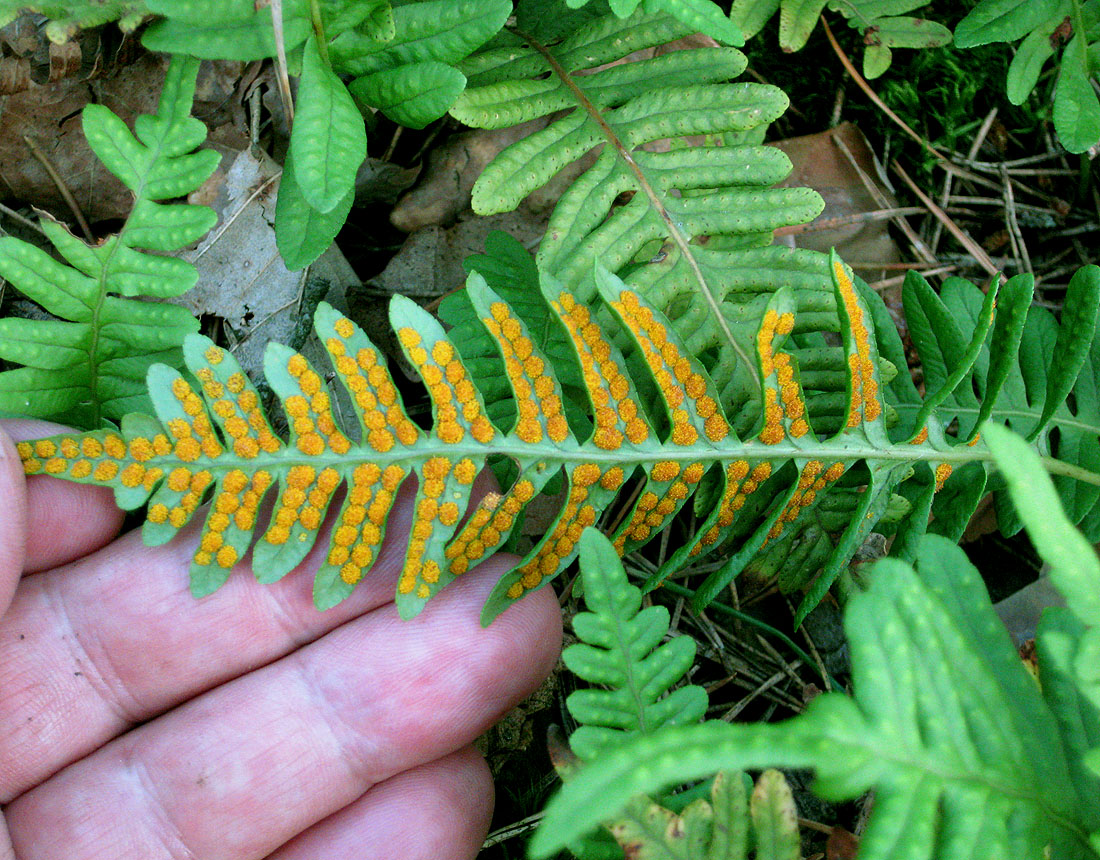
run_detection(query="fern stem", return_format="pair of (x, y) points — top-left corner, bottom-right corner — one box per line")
(511, 26), (760, 386)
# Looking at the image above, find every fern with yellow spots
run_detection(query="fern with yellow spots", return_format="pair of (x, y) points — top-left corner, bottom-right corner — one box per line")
(15, 245), (1100, 624)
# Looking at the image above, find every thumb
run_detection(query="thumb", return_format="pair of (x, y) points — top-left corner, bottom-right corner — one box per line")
(0, 424), (28, 615)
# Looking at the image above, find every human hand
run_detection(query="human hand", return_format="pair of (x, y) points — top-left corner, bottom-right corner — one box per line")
(0, 420), (562, 859)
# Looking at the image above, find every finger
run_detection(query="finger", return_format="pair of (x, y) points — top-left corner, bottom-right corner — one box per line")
(0, 468), (499, 798)
(3, 420), (125, 573)
(268, 746), (493, 860)
(0, 478), (417, 799)
(0, 425), (28, 614)
(0, 815), (14, 860)
(6, 564), (561, 860)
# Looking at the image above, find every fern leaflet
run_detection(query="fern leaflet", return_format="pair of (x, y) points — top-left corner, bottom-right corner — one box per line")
(0, 55), (217, 428)
(564, 528), (708, 760)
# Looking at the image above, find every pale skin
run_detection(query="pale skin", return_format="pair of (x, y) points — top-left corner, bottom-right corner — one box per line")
(0, 420), (562, 859)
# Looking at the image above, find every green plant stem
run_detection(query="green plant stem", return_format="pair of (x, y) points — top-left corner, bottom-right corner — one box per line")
(309, 0), (329, 64)
(657, 580), (845, 691)
(511, 26), (761, 386)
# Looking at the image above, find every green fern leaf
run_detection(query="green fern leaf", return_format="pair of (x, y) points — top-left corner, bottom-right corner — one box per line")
(878, 265), (1100, 545)
(0, 55), (217, 427)
(14, 252), (1100, 629)
(531, 529), (1100, 859)
(451, 9), (825, 414)
(564, 528), (708, 760)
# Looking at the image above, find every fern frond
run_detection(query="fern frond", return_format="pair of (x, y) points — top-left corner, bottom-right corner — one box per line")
(450, 8), (825, 392)
(531, 523), (1100, 860)
(0, 55), (217, 428)
(730, 0), (952, 78)
(564, 528), (708, 760)
(16, 249), (1100, 627)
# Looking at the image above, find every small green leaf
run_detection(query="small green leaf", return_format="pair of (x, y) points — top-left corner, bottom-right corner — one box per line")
(1036, 264), (1100, 434)
(564, 528), (709, 760)
(954, 0), (1062, 47)
(862, 44), (892, 79)
(871, 16), (952, 49)
(1006, 23), (1057, 104)
(643, 0), (744, 46)
(274, 150), (355, 270)
(778, 0), (829, 51)
(290, 34), (367, 213)
(729, 0), (779, 39)
(749, 770), (800, 860)
(142, 7), (312, 60)
(976, 273), (1033, 427)
(349, 61), (466, 128)
(1054, 34), (1100, 154)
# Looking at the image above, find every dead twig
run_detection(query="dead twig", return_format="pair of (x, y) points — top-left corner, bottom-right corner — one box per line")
(22, 134), (93, 241)
(1001, 163), (1033, 276)
(890, 159), (1002, 280)
(830, 130), (937, 265)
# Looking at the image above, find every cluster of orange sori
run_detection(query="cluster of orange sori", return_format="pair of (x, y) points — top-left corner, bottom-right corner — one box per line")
(615, 461), (706, 549)
(610, 289), (729, 446)
(934, 463), (953, 492)
(756, 309), (798, 446)
(146, 464), (214, 530)
(263, 464), (341, 546)
(118, 432), (169, 492)
(17, 431), (128, 483)
(283, 353), (352, 457)
(552, 292), (648, 450)
(690, 460), (775, 556)
(396, 327), (495, 447)
(832, 258), (881, 426)
(506, 463), (607, 599)
(399, 455), (478, 598)
(195, 468), (270, 556)
(160, 375), (225, 466)
(191, 467), (274, 569)
(445, 478), (536, 576)
(324, 318), (420, 453)
(765, 459), (846, 542)
(481, 301), (569, 445)
(329, 462), (406, 586)
(196, 345), (281, 459)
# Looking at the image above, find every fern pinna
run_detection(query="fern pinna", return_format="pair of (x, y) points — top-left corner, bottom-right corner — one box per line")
(0, 55), (217, 428)
(15, 252), (1100, 624)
